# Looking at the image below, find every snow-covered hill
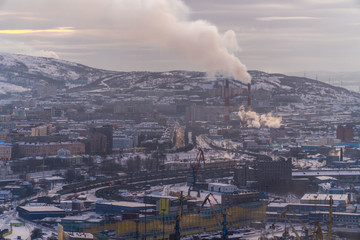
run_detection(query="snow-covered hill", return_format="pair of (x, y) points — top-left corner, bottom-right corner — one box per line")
(0, 52), (115, 91)
(0, 52), (357, 105)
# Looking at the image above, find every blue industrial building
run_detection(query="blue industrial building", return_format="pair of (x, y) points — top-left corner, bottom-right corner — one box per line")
(309, 211), (360, 225)
(18, 206), (66, 220)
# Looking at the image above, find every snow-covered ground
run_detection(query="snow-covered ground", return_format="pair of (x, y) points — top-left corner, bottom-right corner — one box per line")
(5, 222), (33, 240)
(293, 159), (326, 169)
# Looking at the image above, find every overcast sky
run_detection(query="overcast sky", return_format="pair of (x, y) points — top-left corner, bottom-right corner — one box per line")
(0, 0), (359, 74)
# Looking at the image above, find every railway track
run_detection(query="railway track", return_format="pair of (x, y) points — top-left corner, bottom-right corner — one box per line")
(58, 166), (234, 197)
(95, 167), (233, 200)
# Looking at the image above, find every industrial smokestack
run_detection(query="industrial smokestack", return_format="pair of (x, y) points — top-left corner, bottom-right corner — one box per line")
(247, 83), (251, 110)
(224, 79), (230, 122)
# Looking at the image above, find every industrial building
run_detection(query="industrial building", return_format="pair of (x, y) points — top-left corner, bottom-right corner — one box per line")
(221, 192), (260, 206)
(234, 158), (292, 192)
(336, 125), (354, 142)
(0, 190), (12, 202)
(266, 202), (346, 224)
(267, 202), (343, 215)
(309, 211), (360, 225)
(18, 206), (66, 220)
(145, 195), (189, 214)
(300, 193), (348, 206)
(60, 216), (104, 233)
(208, 183), (237, 193)
(95, 201), (156, 215)
(58, 225), (95, 240)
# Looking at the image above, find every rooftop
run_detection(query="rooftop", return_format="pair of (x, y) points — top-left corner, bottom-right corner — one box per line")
(18, 141), (83, 146)
(97, 201), (155, 208)
(208, 183), (236, 187)
(267, 202), (289, 208)
(20, 205), (64, 212)
(301, 193), (348, 202)
(66, 232), (94, 239)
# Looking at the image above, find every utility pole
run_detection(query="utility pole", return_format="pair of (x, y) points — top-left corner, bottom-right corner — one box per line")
(144, 172), (147, 240)
(135, 219), (139, 240)
(328, 195), (333, 240)
(162, 209), (166, 240)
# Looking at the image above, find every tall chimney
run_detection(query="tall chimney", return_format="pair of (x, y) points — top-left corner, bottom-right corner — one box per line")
(224, 79), (230, 122)
(247, 83), (251, 109)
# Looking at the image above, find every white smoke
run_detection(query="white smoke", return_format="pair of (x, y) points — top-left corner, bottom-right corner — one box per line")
(0, 39), (59, 59)
(0, 0), (251, 82)
(83, 0), (250, 83)
(237, 106), (282, 128)
(114, 0), (251, 82)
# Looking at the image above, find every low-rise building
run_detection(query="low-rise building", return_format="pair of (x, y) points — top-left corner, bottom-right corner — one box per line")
(221, 192), (260, 206)
(0, 190), (12, 202)
(0, 143), (12, 160)
(16, 141), (85, 157)
(309, 211), (360, 225)
(208, 183), (237, 193)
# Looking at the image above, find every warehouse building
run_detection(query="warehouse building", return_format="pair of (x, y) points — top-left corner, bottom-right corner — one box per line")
(18, 206), (66, 220)
(309, 211), (360, 225)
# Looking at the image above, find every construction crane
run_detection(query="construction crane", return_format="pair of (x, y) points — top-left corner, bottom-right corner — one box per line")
(312, 195), (332, 240)
(199, 193), (228, 240)
(286, 207), (310, 240)
(314, 221), (323, 240)
(270, 207), (301, 240)
(169, 191), (185, 240)
(188, 148), (205, 197)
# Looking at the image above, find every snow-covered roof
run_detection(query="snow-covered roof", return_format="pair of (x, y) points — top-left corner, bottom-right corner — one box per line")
(301, 193), (347, 202)
(97, 201), (155, 208)
(20, 206), (64, 212)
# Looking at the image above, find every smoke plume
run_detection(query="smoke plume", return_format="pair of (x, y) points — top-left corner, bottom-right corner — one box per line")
(108, 0), (251, 83)
(0, 39), (59, 59)
(237, 106), (282, 128)
(1, 0), (251, 82)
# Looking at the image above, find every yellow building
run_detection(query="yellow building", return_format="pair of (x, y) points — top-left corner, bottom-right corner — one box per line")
(0, 143), (11, 160)
(31, 125), (49, 136)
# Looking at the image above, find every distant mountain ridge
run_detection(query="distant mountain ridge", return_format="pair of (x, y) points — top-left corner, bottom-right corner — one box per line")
(0, 52), (114, 90)
(0, 52), (357, 105)
(287, 71), (360, 92)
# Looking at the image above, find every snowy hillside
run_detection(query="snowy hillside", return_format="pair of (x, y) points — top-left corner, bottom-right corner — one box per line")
(0, 52), (114, 91)
(0, 52), (357, 106)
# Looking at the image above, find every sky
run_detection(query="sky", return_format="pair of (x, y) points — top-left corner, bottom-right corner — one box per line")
(0, 0), (359, 75)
